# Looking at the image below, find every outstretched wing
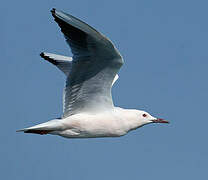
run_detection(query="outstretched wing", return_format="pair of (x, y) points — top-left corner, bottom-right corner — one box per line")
(51, 9), (124, 117)
(40, 52), (119, 115)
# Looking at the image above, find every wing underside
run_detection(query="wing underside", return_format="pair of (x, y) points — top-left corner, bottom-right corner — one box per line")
(48, 9), (124, 117)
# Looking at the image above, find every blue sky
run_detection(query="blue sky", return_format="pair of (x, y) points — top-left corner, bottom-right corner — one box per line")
(1, 0), (207, 179)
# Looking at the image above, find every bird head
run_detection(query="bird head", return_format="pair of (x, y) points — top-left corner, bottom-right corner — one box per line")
(122, 109), (169, 132)
(137, 110), (169, 126)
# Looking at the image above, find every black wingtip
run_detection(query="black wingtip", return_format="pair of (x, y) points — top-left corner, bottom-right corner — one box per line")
(40, 52), (48, 61)
(39, 52), (58, 65)
(51, 8), (56, 15)
(40, 52), (45, 58)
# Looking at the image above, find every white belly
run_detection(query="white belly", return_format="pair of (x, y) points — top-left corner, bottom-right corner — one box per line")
(55, 112), (128, 138)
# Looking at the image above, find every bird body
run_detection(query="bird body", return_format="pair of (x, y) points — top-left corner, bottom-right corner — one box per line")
(20, 108), (154, 138)
(17, 9), (169, 139)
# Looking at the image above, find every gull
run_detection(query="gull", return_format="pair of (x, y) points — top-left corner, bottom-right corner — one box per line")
(17, 9), (169, 138)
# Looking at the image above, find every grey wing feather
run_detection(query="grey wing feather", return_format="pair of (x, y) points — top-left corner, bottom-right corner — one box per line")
(51, 9), (124, 117)
(40, 52), (73, 114)
(40, 51), (119, 115)
(40, 52), (72, 76)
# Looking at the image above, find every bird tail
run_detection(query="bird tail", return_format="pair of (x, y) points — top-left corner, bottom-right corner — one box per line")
(16, 119), (62, 135)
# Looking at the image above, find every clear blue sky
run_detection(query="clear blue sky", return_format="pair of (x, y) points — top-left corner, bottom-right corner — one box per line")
(1, 0), (207, 179)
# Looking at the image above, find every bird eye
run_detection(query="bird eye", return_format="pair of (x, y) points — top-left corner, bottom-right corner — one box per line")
(142, 114), (147, 117)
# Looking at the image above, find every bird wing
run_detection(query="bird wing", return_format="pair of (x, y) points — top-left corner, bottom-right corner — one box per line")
(40, 52), (119, 85)
(40, 52), (72, 76)
(40, 52), (119, 115)
(51, 9), (124, 117)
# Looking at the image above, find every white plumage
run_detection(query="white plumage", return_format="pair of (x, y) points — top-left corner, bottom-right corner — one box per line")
(17, 9), (168, 138)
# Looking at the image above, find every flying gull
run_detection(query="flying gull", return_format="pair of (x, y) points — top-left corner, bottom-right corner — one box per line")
(17, 9), (169, 138)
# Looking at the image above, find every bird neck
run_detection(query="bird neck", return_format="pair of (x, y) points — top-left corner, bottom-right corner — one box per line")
(115, 108), (144, 131)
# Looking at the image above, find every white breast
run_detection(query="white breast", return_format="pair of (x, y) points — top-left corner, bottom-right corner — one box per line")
(59, 109), (129, 138)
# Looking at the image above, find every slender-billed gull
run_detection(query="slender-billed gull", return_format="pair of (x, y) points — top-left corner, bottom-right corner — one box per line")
(17, 9), (169, 138)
